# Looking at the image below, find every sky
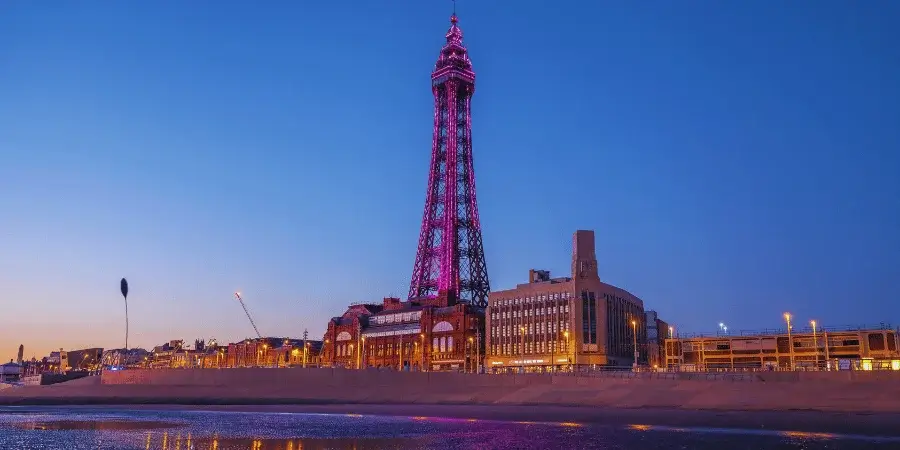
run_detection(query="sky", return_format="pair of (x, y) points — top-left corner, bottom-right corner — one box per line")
(1, 1), (898, 361)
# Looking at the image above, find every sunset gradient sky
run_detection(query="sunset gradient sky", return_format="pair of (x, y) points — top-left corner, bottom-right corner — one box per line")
(1, 1), (898, 360)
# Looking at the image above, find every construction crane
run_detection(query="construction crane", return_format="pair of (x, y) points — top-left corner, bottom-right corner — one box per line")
(234, 292), (262, 338)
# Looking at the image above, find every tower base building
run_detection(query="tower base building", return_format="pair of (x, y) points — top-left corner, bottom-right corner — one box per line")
(321, 290), (484, 372)
(485, 230), (650, 372)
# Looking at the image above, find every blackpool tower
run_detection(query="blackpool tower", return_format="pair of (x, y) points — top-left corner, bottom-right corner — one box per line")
(409, 13), (490, 307)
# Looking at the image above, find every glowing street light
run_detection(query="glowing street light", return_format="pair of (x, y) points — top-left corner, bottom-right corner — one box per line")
(519, 326), (526, 374)
(810, 320), (819, 370)
(784, 313), (794, 370)
(631, 320), (638, 369)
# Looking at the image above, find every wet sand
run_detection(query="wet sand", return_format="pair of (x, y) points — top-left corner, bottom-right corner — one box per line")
(45, 403), (900, 438)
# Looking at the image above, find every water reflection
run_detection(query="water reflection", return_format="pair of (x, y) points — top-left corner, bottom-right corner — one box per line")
(14, 420), (182, 431)
(142, 434), (418, 450)
(2, 408), (899, 450)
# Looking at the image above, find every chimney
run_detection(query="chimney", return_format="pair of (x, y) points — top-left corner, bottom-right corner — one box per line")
(529, 269), (551, 284)
(572, 230), (599, 281)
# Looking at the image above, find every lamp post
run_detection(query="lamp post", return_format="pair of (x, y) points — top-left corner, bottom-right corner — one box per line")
(810, 320), (818, 370)
(784, 313), (794, 370)
(356, 322), (362, 370)
(303, 342), (309, 368)
(476, 328), (481, 375)
(551, 332), (556, 374)
(563, 330), (570, 373)
(631, 320), (638, 369)
(360, 337), (365, 370)
(349, 343), (355, 369)
(420, 333), (425, 372)
(469, 336), (478, 373)
(519, 326), (525, 374)
(120, 278), (129, 351)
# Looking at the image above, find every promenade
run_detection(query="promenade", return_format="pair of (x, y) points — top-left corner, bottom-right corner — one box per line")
(2, 367), (900, 414)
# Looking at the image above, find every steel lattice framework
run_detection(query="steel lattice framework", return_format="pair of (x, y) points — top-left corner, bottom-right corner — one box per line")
(409, 14), (490, 307)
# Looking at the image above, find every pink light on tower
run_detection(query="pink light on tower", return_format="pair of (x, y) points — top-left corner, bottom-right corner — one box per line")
(408, 12), (490, 307)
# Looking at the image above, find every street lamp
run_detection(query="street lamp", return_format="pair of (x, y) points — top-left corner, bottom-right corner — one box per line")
(784, 313), (794, 370)
(810, 320), (818, 370)
(349, 343), (355, 369)
(563, 330), (570, 372)
(475, 328), (481, 375)
(519, 326), (525, 374)
(631, 320), (638, 369)
(420, 333), (426, 372)
(468, 336), (474, 374)
(304, 341), (310, 368)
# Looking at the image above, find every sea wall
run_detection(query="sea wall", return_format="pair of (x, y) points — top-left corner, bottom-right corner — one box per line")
(3, 368), (900, 413)
(99, 367), (900, 386)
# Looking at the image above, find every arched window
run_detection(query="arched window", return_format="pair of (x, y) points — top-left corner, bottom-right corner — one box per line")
(440, 337), (447, 353)
(337, 331), (352, 342)
(448, 336), (454, 352)
(433, 337), (439, 351)
(433, 321), (454, 333)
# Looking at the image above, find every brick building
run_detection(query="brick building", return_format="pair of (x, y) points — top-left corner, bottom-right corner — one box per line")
(321, 290), (484, 372)
(225, 337), (322, 368)
(485, 230), (653, 372)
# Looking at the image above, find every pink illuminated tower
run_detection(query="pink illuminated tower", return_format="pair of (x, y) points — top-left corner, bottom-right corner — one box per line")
(408, 13), (490, 307)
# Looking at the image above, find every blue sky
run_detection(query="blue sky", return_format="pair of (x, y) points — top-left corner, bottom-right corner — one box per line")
(1, 1), (898, 360)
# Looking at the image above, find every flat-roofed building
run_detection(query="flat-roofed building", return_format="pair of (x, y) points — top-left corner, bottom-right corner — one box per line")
(485, 230), (649, 372)
(665, 325), (900, 370)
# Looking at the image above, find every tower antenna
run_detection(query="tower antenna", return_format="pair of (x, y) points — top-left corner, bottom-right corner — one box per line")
(453, 0), (456, 15)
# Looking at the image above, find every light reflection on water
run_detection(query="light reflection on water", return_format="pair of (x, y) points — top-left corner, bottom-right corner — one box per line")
(0, 408), (898, 449)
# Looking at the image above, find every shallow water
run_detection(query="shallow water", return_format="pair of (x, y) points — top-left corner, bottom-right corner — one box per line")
(0, 407), (897, 449)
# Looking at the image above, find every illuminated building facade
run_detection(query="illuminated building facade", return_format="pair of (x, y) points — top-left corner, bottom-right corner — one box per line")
(485, 230), (650, 372)
(666, 325), (900, 370)
(321, 291), (483, 372)
(225, 338), (322, 368)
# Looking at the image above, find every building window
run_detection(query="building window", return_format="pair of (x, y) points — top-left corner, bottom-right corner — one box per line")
(582, 291), (597, 345)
